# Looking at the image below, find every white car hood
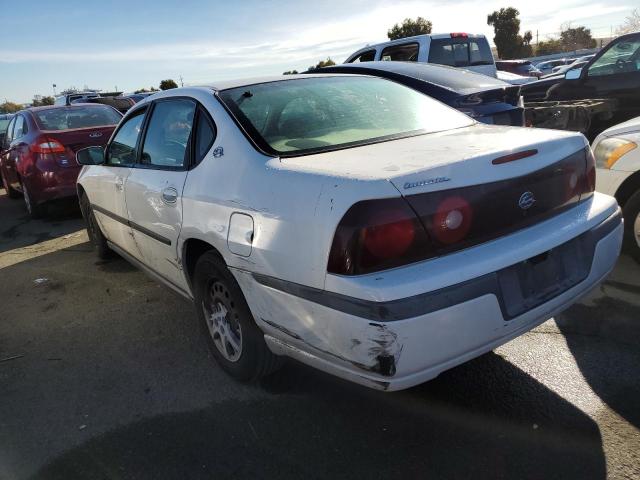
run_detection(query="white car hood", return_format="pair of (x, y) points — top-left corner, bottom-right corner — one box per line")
(496, 70), (538, 85)
(279, 123), (587, 195)
(599, 116), (640, 138)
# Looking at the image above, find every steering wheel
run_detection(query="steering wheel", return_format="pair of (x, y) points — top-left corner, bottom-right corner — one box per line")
(615, 58), (629, 71)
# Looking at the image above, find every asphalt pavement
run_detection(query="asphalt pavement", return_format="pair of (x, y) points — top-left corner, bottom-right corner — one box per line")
(0, 189), (638, 480)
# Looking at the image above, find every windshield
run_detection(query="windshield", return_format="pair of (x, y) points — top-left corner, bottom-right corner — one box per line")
(219, 76), (473, 156)
(588, 37), (640, 77)
(34, 105), (122, 131)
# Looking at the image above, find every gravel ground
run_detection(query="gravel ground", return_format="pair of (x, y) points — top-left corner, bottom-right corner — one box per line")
(0, 189), (638, 480)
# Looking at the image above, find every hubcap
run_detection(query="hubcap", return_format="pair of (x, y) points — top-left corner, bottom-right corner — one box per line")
(203, 280), (242, 362)
(23, 185), (32, 214)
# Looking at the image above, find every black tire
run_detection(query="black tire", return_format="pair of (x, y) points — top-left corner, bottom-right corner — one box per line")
(1, 170), (20, 199)
(79, 193), (112, 259)
(622, 190), (640, 263)
(193, 252), (284, 381)
(21, 181), (45, 218)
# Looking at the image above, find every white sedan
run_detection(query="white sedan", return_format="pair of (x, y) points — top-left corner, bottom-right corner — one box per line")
(593, 117), (640, 261)
(76, 74), (622, 391)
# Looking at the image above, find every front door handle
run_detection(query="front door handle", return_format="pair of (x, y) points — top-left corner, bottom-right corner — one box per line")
(161, 187), (178, 204)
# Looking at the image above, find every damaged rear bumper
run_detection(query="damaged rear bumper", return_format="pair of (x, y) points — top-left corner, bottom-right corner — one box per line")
(232, 196), (622, 391)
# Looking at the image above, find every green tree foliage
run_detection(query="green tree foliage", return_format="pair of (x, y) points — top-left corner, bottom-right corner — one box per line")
(487, 7), (532, 59)
(0, 102), (22, 113)
(387, 17), (432, 40)
(159, 79), (179, 90)
(283, 70), (299, 75)
(134, 87), (159, 94)
(31, 95), (54, 107)
(560, 26), (597, 51)
(535, 39), (564, 56)
(308, 58), (336, 71)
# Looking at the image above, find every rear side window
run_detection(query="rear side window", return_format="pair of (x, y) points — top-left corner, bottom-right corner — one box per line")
(12, 116), (25, 139)
(195, 110), (216, 162)
(34, 106), (122, 131)
(140, 99), (196, 169)
(350, 49), (376, 63)
(429, 38), (493, 67)
(107, 109), (146, 166)
(381, 43), (419, 62)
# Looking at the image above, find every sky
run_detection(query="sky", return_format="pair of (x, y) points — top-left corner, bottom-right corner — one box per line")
(0, 0), (635, 103)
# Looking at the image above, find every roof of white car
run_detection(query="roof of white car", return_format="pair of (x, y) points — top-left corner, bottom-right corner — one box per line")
(195, 73), (357, 91)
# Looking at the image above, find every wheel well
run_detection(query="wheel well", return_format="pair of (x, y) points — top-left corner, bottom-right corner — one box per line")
(182, 239), (225, 286)
(614, 170), (640, 207)
(77, 184), (86, 200)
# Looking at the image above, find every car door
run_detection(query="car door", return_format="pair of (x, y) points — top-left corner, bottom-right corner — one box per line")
(0, 116), (16, 189)
(581, 34), (640, 123)
(87, 106), (147, 260)
(124, 97), (197, 289)
(5, 115), (29, 193)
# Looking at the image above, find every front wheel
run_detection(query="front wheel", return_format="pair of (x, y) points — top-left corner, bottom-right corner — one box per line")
(622, 190), (640, 263)
(193, 252), (284, 381)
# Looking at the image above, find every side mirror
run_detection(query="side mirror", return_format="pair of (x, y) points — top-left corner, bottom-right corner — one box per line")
(565, 68), (582, 80)
(77, 146), (105, 165)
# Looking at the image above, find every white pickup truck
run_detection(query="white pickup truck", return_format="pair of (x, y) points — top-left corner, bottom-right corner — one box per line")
(345, 33), (536, 84)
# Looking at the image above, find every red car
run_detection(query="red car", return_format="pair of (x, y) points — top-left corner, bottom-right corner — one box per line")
(0, 104), (122, 217)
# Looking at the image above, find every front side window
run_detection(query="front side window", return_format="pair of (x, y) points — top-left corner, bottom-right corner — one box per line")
(219, 76), (473, 157)
(34, 106), (121, 131)
(381, 43), (419, 62)
(107, 109), (146, 166)
(588, 36), (640, 77)
(140, 99), (196, 168)
(349, 50), (376, 63)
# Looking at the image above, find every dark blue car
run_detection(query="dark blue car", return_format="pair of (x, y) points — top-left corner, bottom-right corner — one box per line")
(309, 61), (525, 126)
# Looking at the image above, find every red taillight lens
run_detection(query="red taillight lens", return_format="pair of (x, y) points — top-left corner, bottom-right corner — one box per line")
(450, 32), (468, 38)
(328, 198), (429, 275)
(584, 147), (596, 195)
(31, 137), (66, 154)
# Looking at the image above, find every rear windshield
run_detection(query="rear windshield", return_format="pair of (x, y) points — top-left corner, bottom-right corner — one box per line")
(34, 106), (122, 131)
(219, 76), (472, 157)
(428, 38), (493, 67)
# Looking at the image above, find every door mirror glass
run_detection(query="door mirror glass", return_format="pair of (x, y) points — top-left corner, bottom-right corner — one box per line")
(77, 146), (105, 165)
(565, 68), (582, 80)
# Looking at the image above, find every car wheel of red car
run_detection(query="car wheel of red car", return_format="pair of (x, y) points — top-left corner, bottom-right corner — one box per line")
(80, 193), (112, 259)
(21, 181), (45, 219)
(1, 171), (20, 199)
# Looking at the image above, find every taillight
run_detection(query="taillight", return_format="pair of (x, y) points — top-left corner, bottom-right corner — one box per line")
(583, 147), (596, 196)
(432, 196), (473, 244)
(30, 137), (66, 154)
(450, 32), (468, 38)
(327, 198), (430, 275)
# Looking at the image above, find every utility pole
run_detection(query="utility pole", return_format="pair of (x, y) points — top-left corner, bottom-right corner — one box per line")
(52, 84), (57, 96)
(536, 30), (538, 46)
(179, 75), (184, 87)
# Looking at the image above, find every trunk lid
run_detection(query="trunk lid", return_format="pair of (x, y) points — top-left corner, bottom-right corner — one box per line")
(43, 126), (115, 167)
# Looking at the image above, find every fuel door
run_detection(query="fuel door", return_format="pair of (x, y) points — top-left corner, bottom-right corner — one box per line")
(227, 212), (254, 257)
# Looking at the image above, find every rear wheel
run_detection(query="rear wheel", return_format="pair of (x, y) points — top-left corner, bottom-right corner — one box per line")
(193, 252), (283, 381)
(622, 190), (640, 263)
(80, 193), (112, 259)
(22, 181), (45, 218)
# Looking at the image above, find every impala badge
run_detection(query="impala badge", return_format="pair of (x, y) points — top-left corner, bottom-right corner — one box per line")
(403, 177), (450, 190)
(518, 191), (536, 210)
(89, 132), (103, 138)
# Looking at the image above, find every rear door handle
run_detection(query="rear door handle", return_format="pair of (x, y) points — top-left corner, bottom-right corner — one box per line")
(115, 177), (124, 191)
(161, 187), (178, 204)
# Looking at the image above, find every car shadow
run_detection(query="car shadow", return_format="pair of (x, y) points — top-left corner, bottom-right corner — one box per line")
(554, 262), (640, 429)
(0, 189), (84, 254)
(30, 354), (606, 480)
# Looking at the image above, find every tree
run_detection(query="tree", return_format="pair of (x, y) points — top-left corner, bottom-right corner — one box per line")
(617, 9), (640, 35)
(535, 38), (564, 56)
(560, 25), (596, 51)
(32, 95), (54, 107)
(283, 70), (299, 75)
(309, 58), (336, 70)
(159, 79), (178, 90)
(0, 102), (22, 114)
(134, 87), (159, 94)
(387, 17), (432, 41)
(487, 7), (528, 59)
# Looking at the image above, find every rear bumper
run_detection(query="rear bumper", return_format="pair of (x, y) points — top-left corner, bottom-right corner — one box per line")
(25, 165), (81, 205)
(233, 194), (622, 391)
